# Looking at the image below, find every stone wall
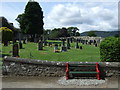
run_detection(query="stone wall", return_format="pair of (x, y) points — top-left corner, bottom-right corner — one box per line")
(2, 56), (120, 78)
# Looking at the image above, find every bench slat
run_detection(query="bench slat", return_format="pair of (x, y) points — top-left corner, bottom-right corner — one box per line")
(69, 67), (96, 69)
(69, 71), (98, 74)
(69, 64), (96, 66)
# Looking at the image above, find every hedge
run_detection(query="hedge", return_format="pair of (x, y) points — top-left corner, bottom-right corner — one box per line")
(100, 37), (120, 62)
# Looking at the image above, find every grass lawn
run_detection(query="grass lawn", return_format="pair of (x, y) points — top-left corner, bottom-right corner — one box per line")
(1, 42), (101, 62)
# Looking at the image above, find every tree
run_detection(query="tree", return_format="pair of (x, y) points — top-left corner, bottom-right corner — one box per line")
(0, 27), (13, 46)
(87, 31), (97, 37)
(100, 37), (120, 62)
(16, 1), (44, 42)
(76, 32), (80, 36)
(67, 27), (79, 36)
(0, 17), (14, 30)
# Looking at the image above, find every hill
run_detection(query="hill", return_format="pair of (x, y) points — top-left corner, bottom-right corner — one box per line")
(80, 31), (120, 37)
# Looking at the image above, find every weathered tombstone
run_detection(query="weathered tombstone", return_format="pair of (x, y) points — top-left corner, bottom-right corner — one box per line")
(67, 38), (70, 49)
(76, 39), (79, 49)
(44, 41), (47, 46)
(70, 38), (73, 43)
(80, 46), (83, 50)
(19, 42), (22, 49)
(61, 39), (67, 52)
(62, 39), (65, 46)
(23, 39), (26, 44)
(54, 44), (59, 53)
(59, 44), (61, 47)
(34, 38), (38, 43)
(38, 41), (43, 50)
(85, 40), (88, 44)
(95, 43), (97, 47)
(13, 43), (19, 57)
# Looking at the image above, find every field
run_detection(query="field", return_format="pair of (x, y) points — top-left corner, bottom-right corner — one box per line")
(1, 42), (101, 62)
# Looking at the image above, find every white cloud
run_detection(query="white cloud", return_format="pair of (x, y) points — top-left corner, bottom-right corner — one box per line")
(45, 2), (118, 33)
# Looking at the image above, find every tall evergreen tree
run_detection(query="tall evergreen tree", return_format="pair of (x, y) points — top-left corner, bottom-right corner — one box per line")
(16, 1), (44, 42)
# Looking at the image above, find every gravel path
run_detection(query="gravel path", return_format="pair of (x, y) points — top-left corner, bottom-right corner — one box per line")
(57, 76), (106, 86)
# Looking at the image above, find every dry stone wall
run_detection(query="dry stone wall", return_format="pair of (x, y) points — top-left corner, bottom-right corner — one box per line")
(2, 56), (120, 78)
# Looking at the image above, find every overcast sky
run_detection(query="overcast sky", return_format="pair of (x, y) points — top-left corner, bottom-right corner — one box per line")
(0, 0), (119, 33)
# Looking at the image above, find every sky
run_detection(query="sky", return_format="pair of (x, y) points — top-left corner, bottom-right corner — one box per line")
(0, 0), (119, 33)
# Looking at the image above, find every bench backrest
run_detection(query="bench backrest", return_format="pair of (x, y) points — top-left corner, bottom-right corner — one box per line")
(66, 63), (99, 72)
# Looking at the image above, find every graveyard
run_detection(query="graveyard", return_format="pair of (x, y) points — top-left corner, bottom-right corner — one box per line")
(1, 39), (100, 62)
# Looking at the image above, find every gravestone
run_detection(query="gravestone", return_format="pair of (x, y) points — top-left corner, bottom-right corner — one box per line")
(94, 43), (97, 47)
(19, 42), (22, 49)
(23, 39), (26, 44)
(67, 38), (70, 49)
(38, 41), (43, 50)
(54, 44), (59, 53)
(44, 41), (47, 46)
(13, 43), (19, 57)
(70, 38), (73, 43)
(61, 39), (67, 52)
(80, 46), (83, 50)
(76, 39), (79, 49)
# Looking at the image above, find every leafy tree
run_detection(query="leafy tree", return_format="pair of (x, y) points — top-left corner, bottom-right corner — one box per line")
(87, 31), (97, 37)
(100, 37), (120, 62)
(0, 27), (13, 46)
(16, 1), (44, 42)
(76, 32), (80, 36)
(67, 27), (79, 36)
(0, 17), (14, 30)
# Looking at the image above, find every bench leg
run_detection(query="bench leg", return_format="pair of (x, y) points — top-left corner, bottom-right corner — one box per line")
(96, 73), (100, 80)
(66, 73), (68, 80)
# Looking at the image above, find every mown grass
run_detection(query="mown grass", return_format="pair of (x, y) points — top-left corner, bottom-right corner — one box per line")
(1, 42), (101, 62)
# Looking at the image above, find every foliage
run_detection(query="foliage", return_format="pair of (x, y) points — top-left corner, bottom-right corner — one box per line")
(76, 32), (80, 36)
(87, 31), (97, 37)
(114, 34), (119, 37)
(16, 1), (44, 40)
(100, 37), (120, 62)
(0, 27), (13, 41)
(0, 17), (14, 30)
(67, 27), (79, 36)
(44, 27), (79, 39)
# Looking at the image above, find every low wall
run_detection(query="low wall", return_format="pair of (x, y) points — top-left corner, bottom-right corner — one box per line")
(2, 56), (120, 78)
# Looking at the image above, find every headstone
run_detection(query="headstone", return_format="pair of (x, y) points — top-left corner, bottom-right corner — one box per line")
(80, 46), (83, 50)
(19, 42), (22, 49)
(34, 38), (38, 43)
(62, 39), (65, 46)
(61, 39), (67, 52)
(13, 43), (19, 57)
(61, 46), (67, 52)
(38, 41), (43, 50)
(95, 43), (97, 47)
(67, 38), (70, 49)
(23, 39), (26, 44)
(76, 39), (79, 49)
(44, 41), (47, 46)
(70, 38), (73, 43)
(54, 44), (59, 53)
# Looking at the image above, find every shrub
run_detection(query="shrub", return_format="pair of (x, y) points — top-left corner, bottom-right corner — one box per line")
(0, 27), (13, 46)
(100, 37), (120, 62)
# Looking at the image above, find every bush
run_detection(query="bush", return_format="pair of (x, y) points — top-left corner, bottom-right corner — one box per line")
(0, 27), (13, 46)
(100, 37), (120, 62)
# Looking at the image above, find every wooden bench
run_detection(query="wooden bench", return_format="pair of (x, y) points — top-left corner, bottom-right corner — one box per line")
(66, 63), (100, 80)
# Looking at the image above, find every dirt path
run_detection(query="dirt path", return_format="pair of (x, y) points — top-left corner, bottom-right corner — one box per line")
(2, 76), (119, 88)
